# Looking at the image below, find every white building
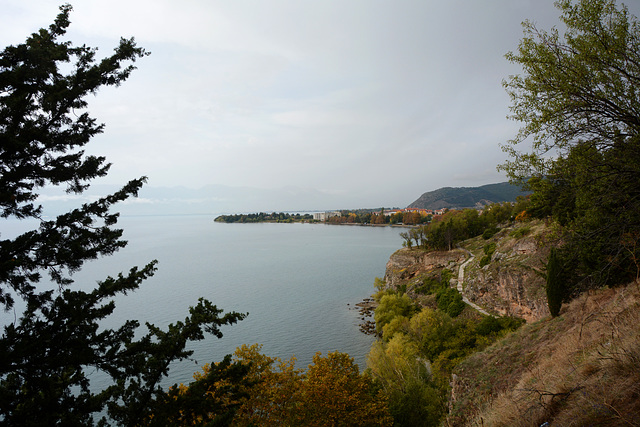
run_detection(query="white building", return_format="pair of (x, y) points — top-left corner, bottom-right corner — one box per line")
(313, 211), (341, 221)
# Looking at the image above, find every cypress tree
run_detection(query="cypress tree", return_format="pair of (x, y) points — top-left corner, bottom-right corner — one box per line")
(546, 248), (563, 317)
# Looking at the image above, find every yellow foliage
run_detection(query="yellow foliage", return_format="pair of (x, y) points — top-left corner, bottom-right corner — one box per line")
(232, 344), (302, 426)
(367, 334), (425, 392)
(381, 315), (409, 341)
(177, 346), (393, 426)
(297, 351), (393, 426)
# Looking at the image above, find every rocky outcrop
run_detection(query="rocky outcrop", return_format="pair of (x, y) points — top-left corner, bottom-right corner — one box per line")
(465, 266), (549, 322)
(463, 223), (551, 322)
(383, 248), (467, 290)
(382, 221), (553, 322)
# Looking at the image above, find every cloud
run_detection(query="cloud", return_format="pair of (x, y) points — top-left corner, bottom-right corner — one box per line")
(6, 0), (638, 211)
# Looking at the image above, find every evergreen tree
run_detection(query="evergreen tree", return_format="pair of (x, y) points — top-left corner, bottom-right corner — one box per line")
(500, 0), (640, 290)
(546, 248), (564, 317)
(0, 6), (247, 425)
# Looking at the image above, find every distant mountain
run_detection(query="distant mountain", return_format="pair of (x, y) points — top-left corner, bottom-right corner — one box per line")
(35, 184), (374, 217)
(407, 182), (528, 210)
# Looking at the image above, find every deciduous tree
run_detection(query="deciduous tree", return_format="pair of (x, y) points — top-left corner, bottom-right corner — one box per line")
(500, 0), (640, 289)
(296, 351), (392, 427)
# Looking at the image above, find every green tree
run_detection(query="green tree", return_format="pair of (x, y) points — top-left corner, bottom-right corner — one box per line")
(546, 248), (564, 317)
(500, 0), (640, 289)
(366, 334), (442, 427)
(0, 6), (247, 425)
(374, 293), (415, 336)
(296, 351), (393, 427)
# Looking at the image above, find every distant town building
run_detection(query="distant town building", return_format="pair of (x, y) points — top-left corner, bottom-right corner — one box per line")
(313, 211), (341, 221)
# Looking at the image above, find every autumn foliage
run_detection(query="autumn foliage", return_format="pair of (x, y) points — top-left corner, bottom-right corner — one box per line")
(174, 344), (393, 426)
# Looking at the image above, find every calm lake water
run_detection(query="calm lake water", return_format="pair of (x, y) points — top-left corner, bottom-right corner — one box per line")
(6, 215), (403, 387)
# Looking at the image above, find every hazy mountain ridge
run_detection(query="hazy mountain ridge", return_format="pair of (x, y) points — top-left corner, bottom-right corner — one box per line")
(35, 181), (526, 217)
(407, 182), (528, 210)
(36, 184), (374, 216)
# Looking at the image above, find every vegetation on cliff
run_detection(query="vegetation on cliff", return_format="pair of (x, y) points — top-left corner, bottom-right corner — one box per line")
(448, 282), (640, 426)
(501, 0), (640, 294)
(368, 1), (640, 424)
(368, 222), (528, 426)
(398, 201), (528, 251)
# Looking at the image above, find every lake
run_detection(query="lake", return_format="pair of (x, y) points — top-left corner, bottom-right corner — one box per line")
(29, 215), (403, 387)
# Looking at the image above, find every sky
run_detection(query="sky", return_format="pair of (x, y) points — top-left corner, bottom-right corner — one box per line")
(3, 1), (638, 213)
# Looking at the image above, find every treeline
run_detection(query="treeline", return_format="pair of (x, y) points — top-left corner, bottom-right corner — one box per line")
(168, 345), (393, 425)
(215, 212), (314, 223)
(367, 274), (524, 425)
(399, 199), (529, 251)
(325, 209), (431, 225)
(499, 0), (640, 300)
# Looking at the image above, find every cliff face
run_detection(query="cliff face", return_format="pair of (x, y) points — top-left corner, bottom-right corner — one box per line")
(383, 220), (552, 322)
(384, 248), (467, 290)
(462, 222), (551, 322)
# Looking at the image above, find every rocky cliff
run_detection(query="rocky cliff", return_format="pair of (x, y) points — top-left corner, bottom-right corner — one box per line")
(383, 248), (466, 290)
(383, 220), (552, 322)
(461, 220), (552, 322)
(380, 220), (640, 426)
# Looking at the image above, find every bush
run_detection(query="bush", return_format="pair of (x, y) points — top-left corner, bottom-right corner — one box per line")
(374, 293), (415, 335)
(436, 287), (466, 317)
(479, 255), (491, 268)
(475, 316), (524, 337)
(482, 227), (499, 240)
(509, 225), (531, 239)
(479, 242), (497, 267)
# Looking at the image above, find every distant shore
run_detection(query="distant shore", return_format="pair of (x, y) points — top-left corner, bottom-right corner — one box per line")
(326, 222), (416, 228)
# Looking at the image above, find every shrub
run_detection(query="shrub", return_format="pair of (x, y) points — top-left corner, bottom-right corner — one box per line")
(436, 287), (466, 317)
(374, 293), (415, 334)
(480, 242), (497, 267)
(510, 225), (531, 239)
(482, 227), (499, 240)
(515, 210), (531, 222)
(479, 255), (491, 268)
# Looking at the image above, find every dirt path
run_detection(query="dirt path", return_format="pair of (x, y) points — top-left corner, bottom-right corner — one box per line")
(457, 250), (493, 317)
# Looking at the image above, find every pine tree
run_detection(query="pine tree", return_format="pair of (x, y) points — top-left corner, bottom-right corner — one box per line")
(0, 6), (247, 425)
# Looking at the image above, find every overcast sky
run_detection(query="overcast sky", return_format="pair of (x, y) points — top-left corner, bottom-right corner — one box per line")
(4, 1), (639, 212)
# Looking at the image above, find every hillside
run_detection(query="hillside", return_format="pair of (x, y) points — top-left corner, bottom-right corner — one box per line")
(407, 182), (528, 210)
(448, 281), (640, 426)
(376, 219), (640, 426)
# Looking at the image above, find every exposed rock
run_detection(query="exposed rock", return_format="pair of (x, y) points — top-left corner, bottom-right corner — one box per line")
(381, 221), (553, 322)
(353, 297), (378, 335)
(466, 268), (548, 322)
(383, 248), (467, 290)
(462, 222), (552, 322)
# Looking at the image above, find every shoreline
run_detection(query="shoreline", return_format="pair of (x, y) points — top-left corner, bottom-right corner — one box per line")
(325, 222), (417, 228)
(349, 297), (378, 336)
